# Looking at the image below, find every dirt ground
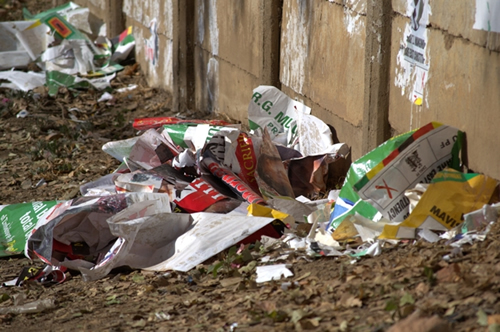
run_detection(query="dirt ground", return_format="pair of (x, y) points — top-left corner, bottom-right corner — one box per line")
(1, 1), (499, 331)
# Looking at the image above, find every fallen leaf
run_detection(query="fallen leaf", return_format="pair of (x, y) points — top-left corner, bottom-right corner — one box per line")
(46, 133), (63, 141)
(295, 272), (311, 282)
(400, 304), (415, 318)
(490, 324), (500, 332)
(0, 294), (9, 303)
(268, 310), (288, 323)
(489, 315), (500, 325)
(300, 317), (321, 329)
(463, 297), (483, 306)
(385, 299), (398, 312)
(239, 260), (257, 274)
(21, 179), (32, 190)
(478, 309), (488, 326)
(260, 301), (276, 313)
(219, 277), (241, 288)
(291, 309), (308, 324)
(444, 306), (455, 317)
(415, 282), (430, 296)
(105, 294), (120, 306)
(132, 274), (145, 284)
(131, 319), (146, 328)
(387, 310), (451, 332)
(346, 275), (358, 282)
(400, 293), (415, 306)
(343, 296), (362, 308)
(436, 264), (461, 283)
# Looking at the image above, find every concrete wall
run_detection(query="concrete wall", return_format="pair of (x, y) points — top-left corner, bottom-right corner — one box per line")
(77, 0), (500, 180)
(193, 0), (281, 119)
(279, 0), (368, 160)
(280, 0), (500, 178)
(121, 0), (175, 91)
(87, 0), (282, 117)
(389, 0), (500, 179)
(73, 0), (176, 102)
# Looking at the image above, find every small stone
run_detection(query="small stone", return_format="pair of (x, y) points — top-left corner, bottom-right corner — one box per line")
(21, 179), (32, 190)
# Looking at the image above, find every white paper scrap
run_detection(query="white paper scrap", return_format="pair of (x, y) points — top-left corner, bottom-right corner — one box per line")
(116, 84), (138, 93)
(296, 112), (333, 156)
(313, 228), (340, 248)
(248, 85), (311, 147)
(0, 71), (46, 91)
(98, 92), (113, 102)
(365, 241), (382, 256)
(256, 264), (293, 283)
(145, 213), (275, 272)
(418, 228), (440, 243)
(102, 137), (140, 162)
(473, 0), (500, 33)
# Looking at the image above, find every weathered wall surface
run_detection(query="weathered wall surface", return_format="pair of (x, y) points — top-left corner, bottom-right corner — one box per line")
(78, 0), (500, 179)
(122, 0), (175, 93)
(390, 0), (500, 179)
(280, 0), (368, 159)
(193, 0), (281, 120)
(74, 0), (176, 97)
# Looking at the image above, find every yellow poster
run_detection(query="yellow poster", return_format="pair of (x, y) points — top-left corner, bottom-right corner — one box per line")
(380, 169), (497, 239)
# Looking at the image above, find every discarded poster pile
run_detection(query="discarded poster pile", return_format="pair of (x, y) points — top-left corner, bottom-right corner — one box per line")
(2, 85), (499, 287)
(327, 121), (498, 242)
(0, 2), (135, 95)
(1, 85), (351, 284)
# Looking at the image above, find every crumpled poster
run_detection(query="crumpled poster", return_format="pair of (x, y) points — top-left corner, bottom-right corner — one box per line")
(255, 129), (295, 199)
(248, 85), (311, 147)
(380, 169), (497, 239)
(26, 193), (171, 265)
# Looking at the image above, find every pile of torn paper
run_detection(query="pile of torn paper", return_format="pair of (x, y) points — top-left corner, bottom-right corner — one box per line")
(2, 83), (499, 286)
(1, 85), (351, 283)
(0, 2), (134, 95)
(326, 121), (499, 252)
